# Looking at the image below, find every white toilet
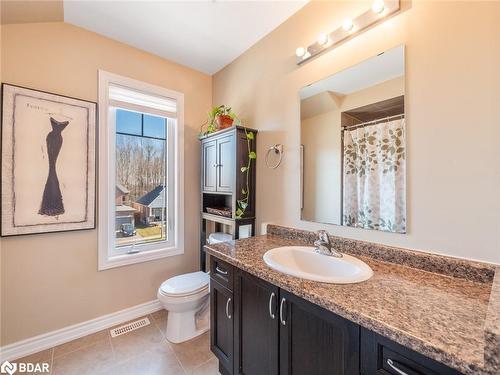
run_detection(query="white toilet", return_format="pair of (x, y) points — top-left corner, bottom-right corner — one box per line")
(158, 233), (231, 343)
(157, 271), (210, 343)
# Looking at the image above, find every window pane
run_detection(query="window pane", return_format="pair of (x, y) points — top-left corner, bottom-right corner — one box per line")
(116, 109), (141, 135)
(115, 130), (167, 248)
(143, 114), (166, 139)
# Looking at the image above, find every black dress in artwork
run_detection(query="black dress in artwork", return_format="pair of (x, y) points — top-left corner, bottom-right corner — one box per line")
(39, 117), (69, 216)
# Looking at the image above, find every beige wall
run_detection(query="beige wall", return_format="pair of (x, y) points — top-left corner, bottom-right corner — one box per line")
(341, 76), (405, 113)
(1, 1), (63, 25)
(301, 110), (342, 224)
(301, 76), (404, 225)
(214, 1), (500, 264)
(0, 22), (211, 345)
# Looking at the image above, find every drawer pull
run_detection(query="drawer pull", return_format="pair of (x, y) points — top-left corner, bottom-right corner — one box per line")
(387, 359), (414, 375)
(279, 298), (286, 325)
(268, 292), (276, 319)
(225, 297), (232, 319)
(215, 266), (228, 275)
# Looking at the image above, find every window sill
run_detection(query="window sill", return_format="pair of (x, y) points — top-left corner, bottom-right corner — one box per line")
(98, 246), (184, 270)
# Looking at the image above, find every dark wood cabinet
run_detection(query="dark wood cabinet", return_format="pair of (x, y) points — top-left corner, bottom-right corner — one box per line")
(200, 127), (256, 199)
(209, 256), (463, 375)
(202, 140), (217, 192)
(216, 134), (235, 193)
(210, 279), (234, 375)
(200, 127), (258, 271)
(360, 328), (462, 375)
(279, 290), (360, 375)
(210, 264), (359, 375)
(234, 270), (279, 375)
(202, 133), (236, 193)
(210, 257), (234, 291)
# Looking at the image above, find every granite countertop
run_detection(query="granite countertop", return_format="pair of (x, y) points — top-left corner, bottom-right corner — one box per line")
(204, 228), (500, 375)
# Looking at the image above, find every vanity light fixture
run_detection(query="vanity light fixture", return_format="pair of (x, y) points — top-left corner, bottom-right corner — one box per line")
(342, 19), (354, 32)
(295, 46), (306, 58)
(372, 0), (386, 15)
(295, 0), (400, 65)
(317, 33), (329, 46)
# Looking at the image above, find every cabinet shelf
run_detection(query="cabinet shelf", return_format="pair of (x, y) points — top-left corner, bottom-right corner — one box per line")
(202, 212), (256, 225)
(202, 212), (235, 226)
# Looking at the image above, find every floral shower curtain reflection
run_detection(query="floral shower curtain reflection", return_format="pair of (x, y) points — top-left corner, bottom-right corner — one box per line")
(342, 118), (406, 233)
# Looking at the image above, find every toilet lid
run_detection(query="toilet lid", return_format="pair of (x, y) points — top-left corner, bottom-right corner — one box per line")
(160, 271), (209, 296)
(208, 232), (232, 244)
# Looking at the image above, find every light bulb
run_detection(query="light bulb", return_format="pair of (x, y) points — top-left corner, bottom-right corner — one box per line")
(317, 33), (329, 46)
(342, 19), (354, 32)
(372, 0), (385, 15)
(295, 47), (306, 57)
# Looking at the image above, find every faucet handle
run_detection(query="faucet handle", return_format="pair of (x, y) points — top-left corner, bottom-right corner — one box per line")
(316, 230), (330, 243)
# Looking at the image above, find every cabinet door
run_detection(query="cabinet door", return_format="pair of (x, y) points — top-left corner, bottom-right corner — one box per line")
(279, 290), (360, 375)
(234, 270), (279, 375)
(202, 140), (217, 192)
(210, 279), (234, 375)
(217, 135), (235, 193)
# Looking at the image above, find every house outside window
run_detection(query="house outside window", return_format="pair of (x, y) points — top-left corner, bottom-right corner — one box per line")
(98, 71), (184, 270)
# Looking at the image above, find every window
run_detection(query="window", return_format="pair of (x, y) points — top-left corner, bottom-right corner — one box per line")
(98, 71), (184, 270)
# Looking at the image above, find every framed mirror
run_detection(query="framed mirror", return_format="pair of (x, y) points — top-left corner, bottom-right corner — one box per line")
(300, 45), (406, 233)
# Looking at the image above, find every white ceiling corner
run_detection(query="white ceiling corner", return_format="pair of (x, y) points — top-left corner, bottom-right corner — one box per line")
(63, 0), (308, 75)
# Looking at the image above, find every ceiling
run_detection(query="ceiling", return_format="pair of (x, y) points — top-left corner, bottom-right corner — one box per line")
(300, 45), (405, 99)
(63, 1), (308, 75)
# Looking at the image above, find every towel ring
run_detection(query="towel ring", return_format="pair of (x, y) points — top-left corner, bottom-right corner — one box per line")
(265, 144), (284, 169)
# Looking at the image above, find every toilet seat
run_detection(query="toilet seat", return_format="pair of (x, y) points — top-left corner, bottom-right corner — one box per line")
(159, 271), (209, 297)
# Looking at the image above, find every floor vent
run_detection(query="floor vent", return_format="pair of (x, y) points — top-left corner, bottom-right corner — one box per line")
(110, 317), (150, 338)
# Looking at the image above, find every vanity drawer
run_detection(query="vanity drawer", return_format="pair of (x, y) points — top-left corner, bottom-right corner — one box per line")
(210, 256), (234, 291)
(361, 328), (462, 375)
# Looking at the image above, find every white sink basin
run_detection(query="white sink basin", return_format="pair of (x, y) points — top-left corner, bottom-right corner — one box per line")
(263, 246), (373, 284)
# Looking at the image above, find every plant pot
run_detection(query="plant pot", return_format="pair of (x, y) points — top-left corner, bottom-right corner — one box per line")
(215, 115), (234, 130)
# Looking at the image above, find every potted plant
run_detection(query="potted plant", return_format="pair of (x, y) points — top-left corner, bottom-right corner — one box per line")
(210, 105), (238, 130)
(214, 105), (235, 129)
(199, 105), (240, 137)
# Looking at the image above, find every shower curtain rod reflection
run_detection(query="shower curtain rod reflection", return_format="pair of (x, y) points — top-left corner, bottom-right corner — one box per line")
(342, 113), (404, 131)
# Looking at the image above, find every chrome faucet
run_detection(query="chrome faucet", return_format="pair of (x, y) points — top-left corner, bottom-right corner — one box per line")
(314, 230), (343, 258)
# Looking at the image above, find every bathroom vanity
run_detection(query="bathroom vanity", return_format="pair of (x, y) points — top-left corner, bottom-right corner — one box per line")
(205, 225), (499, 375)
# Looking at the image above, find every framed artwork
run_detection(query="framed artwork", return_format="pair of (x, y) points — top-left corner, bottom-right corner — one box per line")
(1, 83), (97, 236)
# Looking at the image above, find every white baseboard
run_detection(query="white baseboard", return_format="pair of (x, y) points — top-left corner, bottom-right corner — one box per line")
(0, 299), (163, 362)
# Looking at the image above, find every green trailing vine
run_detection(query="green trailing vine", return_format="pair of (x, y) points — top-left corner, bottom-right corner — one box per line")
(236, 129), (256, 219)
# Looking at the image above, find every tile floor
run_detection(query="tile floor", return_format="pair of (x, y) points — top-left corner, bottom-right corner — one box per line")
(16, 310), (220, 375)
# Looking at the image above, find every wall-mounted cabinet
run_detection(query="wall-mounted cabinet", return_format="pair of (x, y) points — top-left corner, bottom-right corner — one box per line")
(202, 134), (235, 193)
(199, 127), (257, 271)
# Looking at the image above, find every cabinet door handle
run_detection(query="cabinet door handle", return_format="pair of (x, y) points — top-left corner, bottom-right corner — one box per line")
(225, 297), (232, 319)
(268, 292), (276, 319)
(215, 266), (228, 275)
(387, 359), (415, 375)
(279, 297), (286, 325)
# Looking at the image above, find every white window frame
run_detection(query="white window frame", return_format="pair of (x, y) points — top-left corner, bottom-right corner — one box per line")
(98, 70), (184, 270)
